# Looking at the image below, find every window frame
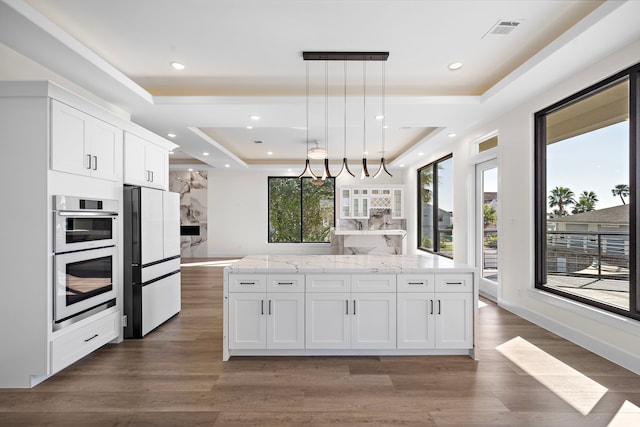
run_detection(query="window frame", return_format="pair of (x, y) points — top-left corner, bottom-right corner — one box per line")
(267, 176), (335, 244)
(417, 154), (454, 258)
(534, 62), (640, 320)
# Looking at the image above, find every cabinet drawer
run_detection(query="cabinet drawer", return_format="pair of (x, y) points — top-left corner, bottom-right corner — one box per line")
(397, 274), (435, 292)
(228, 274), (267, 292)
(267, 274), (305, 292)
(351, 274), (396, 292)
(435, 273), (473, 293)
(51, 310), (119, 374)
(306, 274), (350, 292)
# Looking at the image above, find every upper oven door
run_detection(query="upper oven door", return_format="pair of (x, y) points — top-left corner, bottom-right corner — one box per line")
(54, 211), (118, 253)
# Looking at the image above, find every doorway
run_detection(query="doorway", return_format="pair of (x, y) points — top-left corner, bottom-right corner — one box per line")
(476, 159), (499, 300)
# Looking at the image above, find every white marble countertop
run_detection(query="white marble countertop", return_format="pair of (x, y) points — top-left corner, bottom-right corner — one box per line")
(225, 254), (476, 274)
(331, 229), (407, 236)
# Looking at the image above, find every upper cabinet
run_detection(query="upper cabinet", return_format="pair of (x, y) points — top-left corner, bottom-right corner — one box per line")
(124, 132), (168, 190)
(51, 100), (122, 181)
(339, 186), (404, 219)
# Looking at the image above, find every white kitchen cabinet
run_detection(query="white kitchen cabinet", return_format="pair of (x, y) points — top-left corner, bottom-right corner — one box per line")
(51, 100), (122, 181)
(140, 188), (179, 265)
(229, 274), (305, 350)
(397, 273), (473, 349)
(338, 186), (404, 219)
(124, 132), (168, 190)
(305, 292), (350, 349)
(305, 274), (396, 349)
(434, 292), (473, 349)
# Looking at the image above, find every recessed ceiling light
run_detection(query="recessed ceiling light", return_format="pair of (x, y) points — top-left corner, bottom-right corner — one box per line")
(363, 151), (368, 155)
(167, 133), (176, 138)
(188, 168), (193, 171)
(225, 164), (230, 168)
(448, 133), (457, 138)
(267, 151), (273, 156)
(383, 125), (390, 129)
(418, 152), (424, 156)
(375, 115), (384, 120)
(448, 62), (463, 71)
(287, 168), (292, 172)
(203, 152), (209, 156)
(246, 125), (253, 129)
(170, 62), (185, 70)
(400, 164), (405, 168)
(249, 115), (260, 120)
(169, 151), (174, 155)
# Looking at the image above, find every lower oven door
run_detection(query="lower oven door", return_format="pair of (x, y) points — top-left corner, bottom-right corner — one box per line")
(54, 246), (118, 323)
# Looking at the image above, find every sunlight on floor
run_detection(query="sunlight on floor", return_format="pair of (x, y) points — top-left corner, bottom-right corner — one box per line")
(478, 300), (488, 308)
(607, 400), (640, 426)
(180, 259), (240, 267)
(496, 336), (608, 415)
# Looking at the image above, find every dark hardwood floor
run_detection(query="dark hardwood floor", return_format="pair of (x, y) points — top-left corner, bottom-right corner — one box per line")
(1, 258), (639, 426)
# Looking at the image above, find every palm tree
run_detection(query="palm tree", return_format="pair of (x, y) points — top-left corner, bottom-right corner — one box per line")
(611, 184), (629, 205)
(548, 186), (575, 217)
(572, 190), (598, 214)
(483, 204), (496, 226)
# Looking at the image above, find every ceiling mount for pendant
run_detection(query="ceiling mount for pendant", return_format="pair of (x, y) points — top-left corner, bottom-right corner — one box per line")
(303, 52), (389, 61)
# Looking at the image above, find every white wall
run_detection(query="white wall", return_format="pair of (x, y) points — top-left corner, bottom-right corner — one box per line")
(455, 39), (640, 374)
(207, 165), (403, 257)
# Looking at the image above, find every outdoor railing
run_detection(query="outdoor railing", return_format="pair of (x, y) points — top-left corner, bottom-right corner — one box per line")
(546, 230), (629, 281)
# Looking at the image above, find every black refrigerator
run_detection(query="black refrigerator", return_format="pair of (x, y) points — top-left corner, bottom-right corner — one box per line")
(123, 186), (181, 338)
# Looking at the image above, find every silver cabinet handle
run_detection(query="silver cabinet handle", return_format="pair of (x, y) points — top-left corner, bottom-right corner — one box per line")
(438, 300), (441, 315)
(430, 299), (433, 315)
(84, 334), (98, 342)
(408, 282), (424, 285)
(239, 282), (256, 285)
(346, 300), (349, 315)
(446, 281), (463, 285)
(353, 300), (356, 315)
(92, 155), (98, 170)
(261, 300), (264, 315)
(268, 300), (272, 315)
(278, 282), (294, 285)
(86, 154), (92, 169)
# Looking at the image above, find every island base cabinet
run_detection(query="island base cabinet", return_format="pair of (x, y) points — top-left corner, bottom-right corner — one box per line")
(397, 293), (436, 349)
(434, 293), (473, 349)
(228, 293), (304, 349)
(305, 293), (350, 349)
(305, 293), (396, 349)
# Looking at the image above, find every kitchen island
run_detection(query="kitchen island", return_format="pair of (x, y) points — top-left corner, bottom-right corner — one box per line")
(223, 254), (477, 361)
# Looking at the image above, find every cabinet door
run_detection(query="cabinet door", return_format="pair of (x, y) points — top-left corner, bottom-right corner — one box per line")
(267, 293), (304, 349)
(351, 293), (396, 349)
(397, 292), (435, 349)
(141, 187), (165, 265)
(392, 188), (403, 218)
(124, 132), (147, 185)
(87, 117), (121, 181)
(51, 100), (89, 177)
(145, 142), (168, 190)
(228, 293), (266, 349)
(305, 292), (350, 349)
(434, 293), (473, 349)
(340, 188), (352, 218)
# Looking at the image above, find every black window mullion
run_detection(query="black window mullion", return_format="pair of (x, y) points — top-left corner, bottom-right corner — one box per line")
(433, 161), (440, 253)
(631, 67), (640, 314)
(299, 178), (304, 243)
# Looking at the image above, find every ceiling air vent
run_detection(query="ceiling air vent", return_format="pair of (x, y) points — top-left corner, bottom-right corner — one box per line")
(253, 140), (263, 144)
(482, 20), (522, 39)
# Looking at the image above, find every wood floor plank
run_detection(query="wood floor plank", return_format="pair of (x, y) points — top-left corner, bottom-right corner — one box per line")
(1, 257), (639, 427)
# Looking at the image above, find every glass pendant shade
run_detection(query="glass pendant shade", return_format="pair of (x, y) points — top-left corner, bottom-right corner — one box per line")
(337, 157), (355, 177)
(360, 158), (369, 179)
(373, 157), (392, 178)
(322, 158), (332, 180)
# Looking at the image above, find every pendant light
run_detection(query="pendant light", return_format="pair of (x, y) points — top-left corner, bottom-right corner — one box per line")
(321, 60), (333, 180)
(336, 60), (355, 177)
(360, 60), (369, 179)
(373, 61), (392, 178)
(299, 61), (318, 179)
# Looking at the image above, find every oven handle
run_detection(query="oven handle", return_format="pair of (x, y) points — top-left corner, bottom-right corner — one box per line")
(57, 211), (118, 217)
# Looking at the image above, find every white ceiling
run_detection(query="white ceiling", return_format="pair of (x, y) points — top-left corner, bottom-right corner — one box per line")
(1, 0), (639, 171)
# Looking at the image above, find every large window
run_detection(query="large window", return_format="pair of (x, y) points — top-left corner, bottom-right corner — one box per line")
(418, 155), (454, 258)
(535, 63), (639, 319)
(268, 177), (335, 243)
